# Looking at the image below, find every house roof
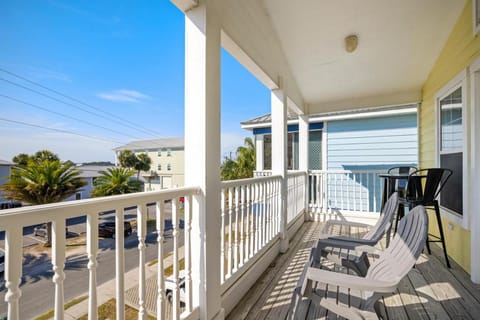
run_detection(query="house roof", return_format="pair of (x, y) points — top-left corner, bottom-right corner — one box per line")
(0, 159), (13, 166)
(241, 104), (417, 129)
(113, 137), (184, 152)
(76, 165), (115, 178)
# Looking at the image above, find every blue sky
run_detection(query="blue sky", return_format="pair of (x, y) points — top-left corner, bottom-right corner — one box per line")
(0, 0), (270, 163)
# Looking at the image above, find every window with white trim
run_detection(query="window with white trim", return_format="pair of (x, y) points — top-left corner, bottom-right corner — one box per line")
(437, 81), (465, 217)
(474, 0), (480, 35)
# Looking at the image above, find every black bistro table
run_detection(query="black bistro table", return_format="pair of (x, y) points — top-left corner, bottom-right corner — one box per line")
(379, 173), (410, 210)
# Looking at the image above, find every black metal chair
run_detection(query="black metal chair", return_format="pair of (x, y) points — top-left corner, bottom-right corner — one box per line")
(397, 168), (453, 268)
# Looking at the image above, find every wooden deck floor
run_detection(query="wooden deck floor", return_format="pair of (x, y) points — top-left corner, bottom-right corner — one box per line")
(227, 221), (480, 320)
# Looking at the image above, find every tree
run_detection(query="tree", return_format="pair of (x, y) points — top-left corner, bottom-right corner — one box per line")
(91, 167), (142, 197)
(220, 137), (256, 180)
(118, 150), (137, 168)
(118, 150), (151, 180)
(134, 153), (152, 180)
(2, 152), (86, 246)
(235, 137), (256, 179)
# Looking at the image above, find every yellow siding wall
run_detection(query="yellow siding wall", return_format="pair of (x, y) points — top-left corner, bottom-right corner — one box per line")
(420, 0), (478, 273)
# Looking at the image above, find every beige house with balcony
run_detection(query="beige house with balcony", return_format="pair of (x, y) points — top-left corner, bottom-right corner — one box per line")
(114, 137), (184, 190)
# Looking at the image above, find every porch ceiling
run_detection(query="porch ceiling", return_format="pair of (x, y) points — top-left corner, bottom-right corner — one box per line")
(261, 0), (465, 112)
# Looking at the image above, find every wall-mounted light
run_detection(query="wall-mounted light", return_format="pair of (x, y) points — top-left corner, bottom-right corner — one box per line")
(345, 34), (358, 53)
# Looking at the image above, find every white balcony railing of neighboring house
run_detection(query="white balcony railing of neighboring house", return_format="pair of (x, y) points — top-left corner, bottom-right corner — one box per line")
(0, 174), (308, 320)
(256, 169), (386, 215)
(309, 170), (385, 214)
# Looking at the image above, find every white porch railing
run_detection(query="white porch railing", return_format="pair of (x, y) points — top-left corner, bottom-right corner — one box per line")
(287, 171), (307, 224)
(309, 170), (385, 213)
(0, 187), (200, 320)
(220, 175), (282, 285)
(0, 174), (308, 319)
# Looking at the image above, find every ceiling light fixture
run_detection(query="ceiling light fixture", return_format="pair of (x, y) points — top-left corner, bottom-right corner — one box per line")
(345, 34), (358, 53)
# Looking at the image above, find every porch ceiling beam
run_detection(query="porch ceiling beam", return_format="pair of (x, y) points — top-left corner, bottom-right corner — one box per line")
(308, 89), (421, 115)
(173, 0), (306, 114)
(170, 0), (198, 12)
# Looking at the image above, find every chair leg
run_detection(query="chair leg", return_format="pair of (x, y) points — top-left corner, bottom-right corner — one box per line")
(394, 203), (404, 234)
(434, 201), (451, 268)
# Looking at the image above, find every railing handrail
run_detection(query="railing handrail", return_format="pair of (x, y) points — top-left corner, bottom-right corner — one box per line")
(287, 170), (307, 177)
(0, 186), (201, 226)
(309, 169), (386, 173)
(221, 174), (282, 189)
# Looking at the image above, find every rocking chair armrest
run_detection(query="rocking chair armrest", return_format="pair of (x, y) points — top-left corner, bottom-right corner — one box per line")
(316, 237), (383, 255)
(303, 267), (397, 294)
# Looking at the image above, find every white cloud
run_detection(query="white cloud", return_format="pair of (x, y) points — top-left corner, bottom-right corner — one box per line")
(97, 89), (150, 103)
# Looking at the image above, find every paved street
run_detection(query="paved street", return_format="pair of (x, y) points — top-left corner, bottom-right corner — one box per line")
(0, 203), (185, 319)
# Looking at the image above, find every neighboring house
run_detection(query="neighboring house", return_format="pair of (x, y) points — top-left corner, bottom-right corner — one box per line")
(114, 137), (184, 190)
(0, 159), (13, 204)
(64, 165), (115, 201)
(241, 104), (418, 172)
(242, 105), (418, 211)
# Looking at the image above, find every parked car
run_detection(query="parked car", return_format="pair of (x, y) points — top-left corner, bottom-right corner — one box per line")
(98, 221), (132, 239)
(33, 224), (68, 238)
(165, 270), (186, 304)
(0, 252), (4, 273)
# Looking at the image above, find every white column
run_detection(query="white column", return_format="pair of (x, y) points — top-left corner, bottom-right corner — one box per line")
(185, 2), (224, 319)
(271, 88), (288, 253)
(298, 115), (310, 220)
(471, 69), (480, 284)
(255, 134), (264, 172)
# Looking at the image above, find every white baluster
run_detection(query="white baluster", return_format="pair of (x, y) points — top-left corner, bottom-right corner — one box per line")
(254, 182), (259, 253)
(156, 201), (165, 320)
(262, 181), (267, 247)
(86, 214), (98, 320)
(360, 173), (364, 212)
(367, 173), (371, 212)
(227, 187), (233, 277)
(248, 184), (254, 259)
(184, 195), (193, 312)
(5, 225), (22, 320)
(234, 186), (239, 271)
(115, 208), (125, 320)
(52, 219), (66, 320)
(220, 190), (226, 282)
(137, 204), (147, 320)
(244, 185), (250, 262)
(172, 198), (180, 320)
(240, 185), (245, 266)
(353, 173), (357, 211)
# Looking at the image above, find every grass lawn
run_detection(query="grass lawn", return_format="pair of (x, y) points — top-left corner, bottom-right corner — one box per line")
(77, 299), (155, 320)
(34, 296), (88, 320)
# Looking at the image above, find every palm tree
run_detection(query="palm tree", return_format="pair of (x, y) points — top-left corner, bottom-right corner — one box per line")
(236, 137), (256, 179)
(134, 153), (152, 180)
(117, 150), (152, 180)
(91, 167), (142, 197)
(220, 137), (256, 180)
(1, 157), (86, 246)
